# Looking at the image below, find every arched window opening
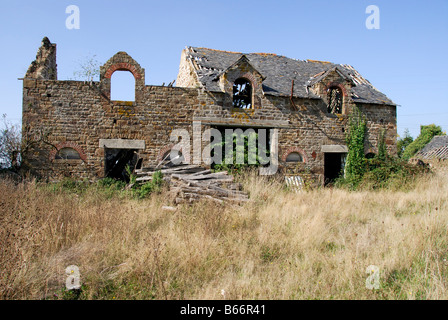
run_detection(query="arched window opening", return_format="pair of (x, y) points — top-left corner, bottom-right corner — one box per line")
(286, 152), (303, 163)
(233, 78), (252, 109)
(327, 87), (343, 114)
(111, 70), (135, 101)
(55, 147), (81, 160)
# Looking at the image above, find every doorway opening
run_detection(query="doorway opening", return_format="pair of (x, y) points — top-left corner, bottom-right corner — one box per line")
(324, 153), (346, 186)
(105, 148), (140, 182)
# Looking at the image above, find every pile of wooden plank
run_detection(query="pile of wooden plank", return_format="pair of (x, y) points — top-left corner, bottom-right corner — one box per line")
(134, 164), (249, 204)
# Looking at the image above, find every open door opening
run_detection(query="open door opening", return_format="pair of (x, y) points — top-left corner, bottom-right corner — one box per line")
(324, 153), (346, 186)
(105, 148), (139, 182)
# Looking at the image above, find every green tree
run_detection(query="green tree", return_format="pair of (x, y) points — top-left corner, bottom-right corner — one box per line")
(401, 124), (445, 160)
(396, 128), (414, 158)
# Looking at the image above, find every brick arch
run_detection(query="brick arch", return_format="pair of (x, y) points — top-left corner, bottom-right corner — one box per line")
(49, 142), (87, 161)
(325, 81), (348, 97)
(237, 72), (260, 91)
(282, 147), (307, 163)
(157, 144), (189, 163)
(100, 52), (145, 81)
(103, 62), (142, 80)
(100, 51), (145, 102)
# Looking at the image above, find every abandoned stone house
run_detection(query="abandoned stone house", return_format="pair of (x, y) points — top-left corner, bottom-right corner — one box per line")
(21, 37), (397, 185)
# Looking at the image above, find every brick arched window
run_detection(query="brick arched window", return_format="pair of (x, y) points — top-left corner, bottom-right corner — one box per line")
(282, 147), (307, 163)
(286, 152), (303, 163)
(233, 78), (253, 109)
(111, 70), (136, 101)
(55, 147), (81, 160)
(327, 86), (343, 114)
(49, 142), (87, 162)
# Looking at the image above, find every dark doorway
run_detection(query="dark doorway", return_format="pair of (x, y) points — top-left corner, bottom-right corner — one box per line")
(324, 153), (346, 186)
(105, 148), (139, 182)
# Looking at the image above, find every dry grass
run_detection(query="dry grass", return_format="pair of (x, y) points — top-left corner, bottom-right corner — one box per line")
(1, 164), (447, 300)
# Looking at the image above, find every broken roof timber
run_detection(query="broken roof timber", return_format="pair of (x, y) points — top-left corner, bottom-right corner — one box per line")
(185, 46), (396, 106)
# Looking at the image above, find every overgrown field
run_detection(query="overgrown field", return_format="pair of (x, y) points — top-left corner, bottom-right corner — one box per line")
(1, 164), (447, 300)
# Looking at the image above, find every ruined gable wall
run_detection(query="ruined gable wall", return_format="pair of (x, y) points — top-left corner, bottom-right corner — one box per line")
(176, 49), (201, 89)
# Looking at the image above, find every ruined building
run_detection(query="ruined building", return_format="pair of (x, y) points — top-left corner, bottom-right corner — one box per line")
(21, 37), (397, 185)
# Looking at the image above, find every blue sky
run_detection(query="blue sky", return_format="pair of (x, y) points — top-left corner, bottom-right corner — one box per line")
(0, 0), (447, 139)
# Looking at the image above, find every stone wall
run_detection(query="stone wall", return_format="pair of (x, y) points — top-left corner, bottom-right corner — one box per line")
(21, 39), (397, 184)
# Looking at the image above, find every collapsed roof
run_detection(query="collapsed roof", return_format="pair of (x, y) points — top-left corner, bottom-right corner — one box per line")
(185, 46), (395, 106)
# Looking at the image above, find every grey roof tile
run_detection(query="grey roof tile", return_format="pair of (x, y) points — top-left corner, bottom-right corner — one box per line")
(419, 135), (448, 154)
(186, 47), (396, 106)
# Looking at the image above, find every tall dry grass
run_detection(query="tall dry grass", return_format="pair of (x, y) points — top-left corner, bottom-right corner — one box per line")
(1, 164), (447, 300)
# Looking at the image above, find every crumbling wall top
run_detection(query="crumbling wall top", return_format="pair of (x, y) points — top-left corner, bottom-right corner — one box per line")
(25, 37), (57, 80)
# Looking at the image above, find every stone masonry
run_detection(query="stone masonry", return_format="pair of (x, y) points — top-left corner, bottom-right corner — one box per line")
(21, 38), (397, 185)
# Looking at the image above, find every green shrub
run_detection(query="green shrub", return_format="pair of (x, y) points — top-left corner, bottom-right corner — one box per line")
(134, 170), (164, 199)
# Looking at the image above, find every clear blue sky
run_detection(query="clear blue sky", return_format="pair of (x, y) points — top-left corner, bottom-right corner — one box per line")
(1, 0), (447, 139)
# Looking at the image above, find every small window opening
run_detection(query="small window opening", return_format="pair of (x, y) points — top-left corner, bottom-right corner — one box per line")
(55, 148), (81, 160)
(327, 87), (343, 114)
(286, 152), (303, 163)
(111, 71), (135, 101)
(233, 78), (252, 109)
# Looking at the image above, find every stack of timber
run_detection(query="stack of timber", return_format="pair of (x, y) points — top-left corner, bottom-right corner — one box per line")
(134, 163), (249, 204)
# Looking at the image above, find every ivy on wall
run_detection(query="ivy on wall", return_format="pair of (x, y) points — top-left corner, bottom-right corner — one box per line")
(344, 105), (367, 183)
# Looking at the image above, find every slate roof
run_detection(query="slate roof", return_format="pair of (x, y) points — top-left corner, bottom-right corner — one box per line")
(185, 47), (396, 106)
(416, 136), (448, 160)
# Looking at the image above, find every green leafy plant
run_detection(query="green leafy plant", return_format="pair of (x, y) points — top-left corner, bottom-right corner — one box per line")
(212, 131), (269, 174)
(134, 170), (164, 199)
(343, 106), (367, 186)
(125, 164), (137, 185)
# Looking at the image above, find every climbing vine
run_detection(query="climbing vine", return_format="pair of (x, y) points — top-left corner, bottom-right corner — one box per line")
(344, 106), (367, 184)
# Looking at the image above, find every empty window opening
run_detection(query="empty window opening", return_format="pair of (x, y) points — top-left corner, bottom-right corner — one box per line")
(233, 78), (253, 109)
(327, 87), (343, 114)
(111, 71), (135, 101)
(286, 152), (303, 163)
(210, 126), (271, 170)
(55, 147), (81, 160)
(105, 148), (138, 182)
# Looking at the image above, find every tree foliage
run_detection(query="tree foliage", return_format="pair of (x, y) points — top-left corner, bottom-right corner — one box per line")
(0, 114), (21, 170)
(73, 54), (101, 81)
(396, 128), (414, 158)
(401, 124), (445, 160)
